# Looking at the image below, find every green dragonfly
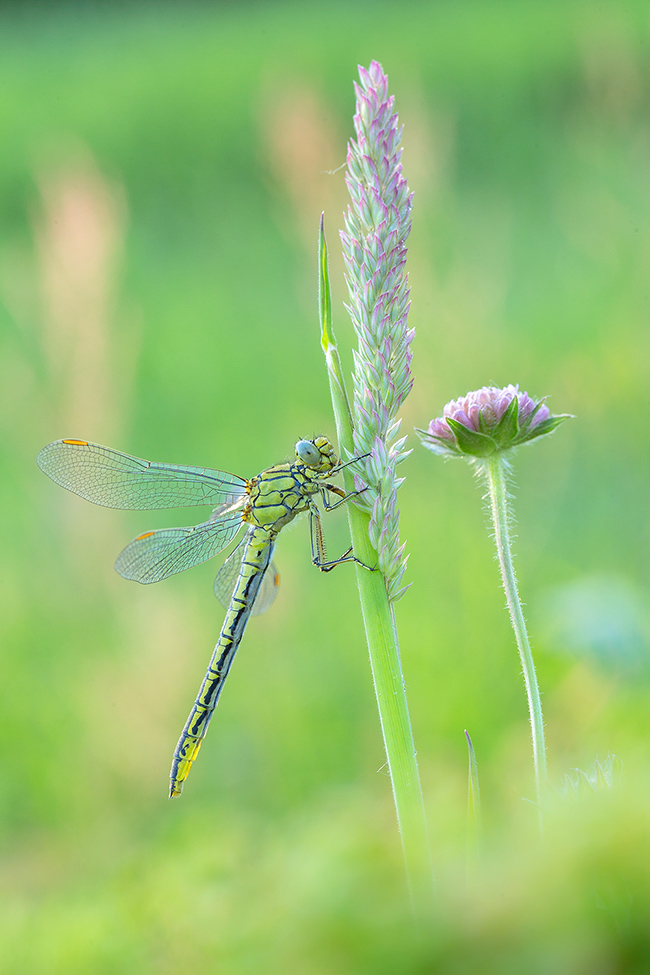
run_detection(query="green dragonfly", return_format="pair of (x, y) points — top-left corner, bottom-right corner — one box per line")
(37, 436), (364, 797)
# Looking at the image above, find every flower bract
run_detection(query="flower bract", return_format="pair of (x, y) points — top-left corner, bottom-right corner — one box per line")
(418, 384), (571, 458)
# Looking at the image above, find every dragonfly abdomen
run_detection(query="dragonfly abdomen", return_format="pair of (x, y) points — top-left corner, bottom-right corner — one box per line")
(169, 528), (274, 797)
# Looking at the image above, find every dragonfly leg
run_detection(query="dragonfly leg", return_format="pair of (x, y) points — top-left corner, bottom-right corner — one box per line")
(321, 484), (368, 511)
(309, 505), (374, 572)
(329, 451), (371, 476)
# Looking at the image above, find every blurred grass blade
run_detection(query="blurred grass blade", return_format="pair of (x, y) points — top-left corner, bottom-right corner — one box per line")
(465, 729), (482, 883)
(318, 212), (333, 354)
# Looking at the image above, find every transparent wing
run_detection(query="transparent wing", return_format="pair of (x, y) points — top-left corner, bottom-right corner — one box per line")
(37, 439), (248, 510)
(115, 508), (245, 584)
(213, 535), (280, 616)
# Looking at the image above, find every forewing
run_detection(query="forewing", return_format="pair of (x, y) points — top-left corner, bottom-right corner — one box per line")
(115, 512), (244, 584)
(213, 536), (280, 616)
(37, 439), (248, 510)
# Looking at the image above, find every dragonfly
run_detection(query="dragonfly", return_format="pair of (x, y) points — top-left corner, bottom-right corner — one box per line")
(37, 436), (366, 797)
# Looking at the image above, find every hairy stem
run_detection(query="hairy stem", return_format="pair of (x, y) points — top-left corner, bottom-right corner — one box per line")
(483, 454), (547, 823)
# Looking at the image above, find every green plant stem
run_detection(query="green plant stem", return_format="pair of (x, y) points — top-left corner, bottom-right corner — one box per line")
(483, 453), (547, 818)
(318, 218), (433, 904)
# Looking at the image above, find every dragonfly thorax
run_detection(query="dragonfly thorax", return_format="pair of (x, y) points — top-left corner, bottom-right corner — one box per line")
(294, 436), (338, 473)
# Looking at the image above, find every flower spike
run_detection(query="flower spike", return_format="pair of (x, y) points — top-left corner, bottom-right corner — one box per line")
(340, 59), (414, 601)
(320, 62), (433, 902)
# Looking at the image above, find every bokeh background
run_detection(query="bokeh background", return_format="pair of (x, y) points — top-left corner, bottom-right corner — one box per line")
(1, 1), (649, 971)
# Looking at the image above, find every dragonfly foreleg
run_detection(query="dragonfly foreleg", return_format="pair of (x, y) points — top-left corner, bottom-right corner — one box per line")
(329, 451), (371, 477)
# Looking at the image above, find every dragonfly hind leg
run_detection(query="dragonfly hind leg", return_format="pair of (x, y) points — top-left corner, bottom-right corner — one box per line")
(309, 505), (375, 573)
(315, 546), (373, 573)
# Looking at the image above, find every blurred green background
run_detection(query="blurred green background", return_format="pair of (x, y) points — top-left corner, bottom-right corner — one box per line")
(1, 0), (649, 971)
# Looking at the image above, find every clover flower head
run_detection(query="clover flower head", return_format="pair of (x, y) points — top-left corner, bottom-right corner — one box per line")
(418, 384), (570, 459)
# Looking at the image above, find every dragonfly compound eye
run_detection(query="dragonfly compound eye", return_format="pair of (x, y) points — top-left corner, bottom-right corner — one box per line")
(295, 440), (321, 467)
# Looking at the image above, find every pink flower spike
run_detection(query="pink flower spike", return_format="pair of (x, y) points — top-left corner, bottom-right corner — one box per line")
(341, 61), (413, 601)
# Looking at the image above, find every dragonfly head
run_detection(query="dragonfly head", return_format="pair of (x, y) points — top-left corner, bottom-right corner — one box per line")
(295, 437), (338, 473)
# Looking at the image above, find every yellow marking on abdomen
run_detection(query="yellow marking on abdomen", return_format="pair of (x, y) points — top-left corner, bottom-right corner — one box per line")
(170, 740), (202, 798)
